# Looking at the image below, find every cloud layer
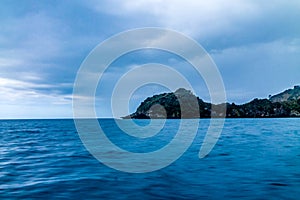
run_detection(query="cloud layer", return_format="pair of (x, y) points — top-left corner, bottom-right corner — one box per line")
(0, 0), (299, 118)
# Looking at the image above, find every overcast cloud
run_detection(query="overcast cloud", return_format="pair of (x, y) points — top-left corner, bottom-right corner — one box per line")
(0, 0), (299, 118)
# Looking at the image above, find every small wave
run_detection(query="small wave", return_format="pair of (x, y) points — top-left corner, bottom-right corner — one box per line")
(269, 182), (289, 187)
(7, 129), (41, 134)
(218, 153), (230, 156)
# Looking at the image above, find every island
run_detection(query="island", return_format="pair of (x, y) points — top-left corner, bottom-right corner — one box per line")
(122, 86), (300, 119)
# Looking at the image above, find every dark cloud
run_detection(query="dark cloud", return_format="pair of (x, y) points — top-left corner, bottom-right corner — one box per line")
(0, 0), (299, 118)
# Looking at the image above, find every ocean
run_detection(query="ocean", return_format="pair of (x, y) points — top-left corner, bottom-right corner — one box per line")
(0, 118), (299, 199)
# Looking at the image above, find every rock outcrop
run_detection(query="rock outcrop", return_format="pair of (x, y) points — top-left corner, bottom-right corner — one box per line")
(123, 86), (300, 119)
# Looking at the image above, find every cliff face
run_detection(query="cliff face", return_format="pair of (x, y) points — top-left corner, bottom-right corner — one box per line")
(123, 86), (300, 119)
(269, 86), (300, 103)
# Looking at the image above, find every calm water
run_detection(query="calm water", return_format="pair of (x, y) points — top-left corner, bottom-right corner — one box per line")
(0, 119), (299, 199)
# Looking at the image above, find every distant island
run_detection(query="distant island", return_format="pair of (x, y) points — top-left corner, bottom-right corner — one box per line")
(123, 86), (300, 119)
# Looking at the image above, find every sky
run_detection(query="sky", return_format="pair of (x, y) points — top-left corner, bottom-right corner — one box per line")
(0, 0), (299, 119)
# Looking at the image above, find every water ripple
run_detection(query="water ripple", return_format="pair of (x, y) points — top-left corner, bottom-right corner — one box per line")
(0, 119), (299, 199)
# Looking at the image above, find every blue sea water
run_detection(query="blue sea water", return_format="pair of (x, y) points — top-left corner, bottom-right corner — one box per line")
(0, 118), (299, 199)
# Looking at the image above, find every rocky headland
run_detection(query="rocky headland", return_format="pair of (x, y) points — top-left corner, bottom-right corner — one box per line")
(123, 86), (300, 119)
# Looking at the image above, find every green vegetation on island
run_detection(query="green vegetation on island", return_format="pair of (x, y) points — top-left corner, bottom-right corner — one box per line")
(123, 86), (300, 119)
